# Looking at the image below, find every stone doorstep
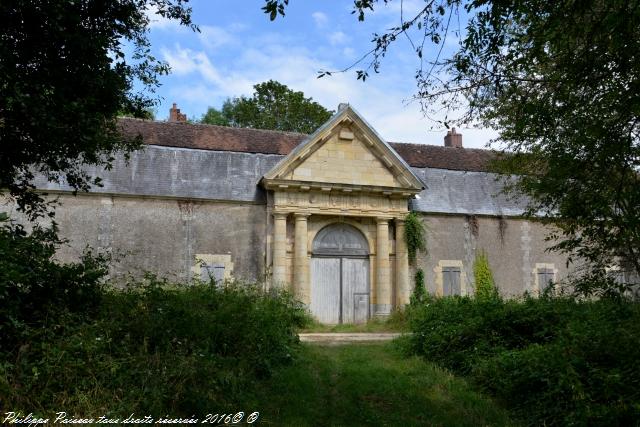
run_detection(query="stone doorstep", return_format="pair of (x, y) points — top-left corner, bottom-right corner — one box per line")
(298, 333), (404, 344)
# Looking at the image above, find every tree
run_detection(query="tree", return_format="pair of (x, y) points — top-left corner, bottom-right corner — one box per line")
(200, 80), (334, 134)
(1, 0), (195, 219)
(263, 1), (640, 278)
(200, 106), (230, 126)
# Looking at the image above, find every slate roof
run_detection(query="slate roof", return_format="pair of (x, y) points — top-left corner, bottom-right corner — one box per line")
(118, 118), (498, 173)
(33, 145), (282, 203)
(411, 168), (526, 216)
(31, 118), (525, 216)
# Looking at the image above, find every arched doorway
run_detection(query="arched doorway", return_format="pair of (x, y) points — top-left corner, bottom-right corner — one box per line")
(310, 223), (370, 324)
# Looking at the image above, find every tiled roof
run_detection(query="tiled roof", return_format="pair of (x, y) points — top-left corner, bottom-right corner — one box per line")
(389, 142), (497, 172)
(118, 118), (498, 173)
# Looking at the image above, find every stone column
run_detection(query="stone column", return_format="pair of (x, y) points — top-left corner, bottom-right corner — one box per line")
(272, 213), (287, 288)
(376, 218), (392, 315)
(293, 213), (310, 304)
(395, 219), (410, 306)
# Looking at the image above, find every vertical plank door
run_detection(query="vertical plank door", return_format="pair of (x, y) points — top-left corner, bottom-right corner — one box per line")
(310, 257), (341, 324)
(342, 258), (369, 324)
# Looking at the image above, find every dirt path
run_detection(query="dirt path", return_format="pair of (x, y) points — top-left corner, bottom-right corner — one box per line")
(238, 342), (513, 426)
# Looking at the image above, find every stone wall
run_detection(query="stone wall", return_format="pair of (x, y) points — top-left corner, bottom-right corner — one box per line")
(11, 194), (268, 283)
(414, 213), (575, 297)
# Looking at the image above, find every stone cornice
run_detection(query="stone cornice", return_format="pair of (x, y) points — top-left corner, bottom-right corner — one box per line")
(261, 178), (419, 198)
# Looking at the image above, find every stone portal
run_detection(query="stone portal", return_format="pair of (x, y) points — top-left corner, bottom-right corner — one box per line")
(310, 224), (370, 324)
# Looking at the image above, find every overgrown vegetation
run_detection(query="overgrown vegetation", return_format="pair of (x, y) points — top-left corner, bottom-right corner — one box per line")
(2, 278), (309, 414)
(407, 293), (640, 425)
(0, 216), (108, 351)
(410, 268), (427, 305)
(0, 218), (309, 415)
(404, 211), (426, 265)
(473, 250), (498, 300)
(238, 342), (513, 426)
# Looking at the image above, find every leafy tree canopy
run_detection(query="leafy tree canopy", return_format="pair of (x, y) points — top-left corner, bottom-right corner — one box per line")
(200, 80), (334, 134)
(263, 0), (640, 278)
(1, 0), (195, 219)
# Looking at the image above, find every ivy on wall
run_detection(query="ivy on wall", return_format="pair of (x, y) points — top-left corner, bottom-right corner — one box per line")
(410, 269), (427, 305)
(404, 211), (426, 265)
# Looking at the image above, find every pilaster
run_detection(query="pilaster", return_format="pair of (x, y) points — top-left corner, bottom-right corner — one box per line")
(272, 213), (288, 288)
(395, 219), (410, 306)
(376, 217), (392, 315)
(294, 213), (310, 303)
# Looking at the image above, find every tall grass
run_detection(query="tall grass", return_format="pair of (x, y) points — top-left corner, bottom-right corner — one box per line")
(1, 277), (310, 415)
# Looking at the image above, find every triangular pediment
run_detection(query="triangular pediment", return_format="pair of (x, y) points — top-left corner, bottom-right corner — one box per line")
(262, 105), (424, 193)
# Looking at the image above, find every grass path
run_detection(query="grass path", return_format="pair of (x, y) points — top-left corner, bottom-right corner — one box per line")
(239, 342), (514, 426)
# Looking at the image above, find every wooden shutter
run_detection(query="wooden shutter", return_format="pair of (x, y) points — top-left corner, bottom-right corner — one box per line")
(537, 268), (554, 292)
(442, 267), (461, 296)
(201, 264), (225, 284)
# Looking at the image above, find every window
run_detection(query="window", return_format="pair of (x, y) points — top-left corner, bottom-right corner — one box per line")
(435, 260), (467, 296)
(442, 266), (461, 296)
(537, 268), (554, 292)
(192, 254), (234, 284)
(534, 264), (556, 294)
(201, 264), (225, 284)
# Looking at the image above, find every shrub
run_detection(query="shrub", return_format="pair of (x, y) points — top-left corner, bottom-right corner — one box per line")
(473, 299), (640, 425)
(1, 277), (310, 415)
(407, 294), (640, 425)
(0, 218), (108, 351)
(473, 250), (498, 300)
(408, 296), (576, 374)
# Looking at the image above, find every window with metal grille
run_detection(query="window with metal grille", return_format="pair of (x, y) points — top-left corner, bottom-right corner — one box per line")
(537, 268), (554, 292)
(442, 266), (461, 296)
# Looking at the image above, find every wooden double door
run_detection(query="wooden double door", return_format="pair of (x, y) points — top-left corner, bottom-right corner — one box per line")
(310, 256), (370, 324)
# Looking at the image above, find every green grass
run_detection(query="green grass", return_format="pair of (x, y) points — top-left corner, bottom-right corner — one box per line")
(238, 342), (515, 426)
(301, 310), (409, 333)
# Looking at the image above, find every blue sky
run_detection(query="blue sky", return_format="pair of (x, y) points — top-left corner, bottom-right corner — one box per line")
(145, 0), (495, 148)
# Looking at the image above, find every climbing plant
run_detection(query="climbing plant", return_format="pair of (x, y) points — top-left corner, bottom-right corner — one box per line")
(473, 250), (499, 300)
(410, 269), (427, 305)
(404, 212), (426, 265)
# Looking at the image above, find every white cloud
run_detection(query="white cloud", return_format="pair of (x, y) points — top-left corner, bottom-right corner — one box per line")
(198, 25), (235, 51)
(328, 31), (349, 46)
(161, 44), (222, 84)
(342, 47), (356, 59)
(312, 11), (328, 28)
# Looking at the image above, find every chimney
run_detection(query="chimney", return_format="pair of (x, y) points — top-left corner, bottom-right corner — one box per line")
(444, 127), (462, 148)
(169, 102), (187, 122)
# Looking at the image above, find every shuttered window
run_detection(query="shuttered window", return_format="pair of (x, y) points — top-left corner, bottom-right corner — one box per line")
(201, 264), (225, 284)
(537, 268), (554, 292)
(442, 266), (461, 296)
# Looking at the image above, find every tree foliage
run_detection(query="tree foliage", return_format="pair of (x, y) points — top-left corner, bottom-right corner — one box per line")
(0, 0), (195, 219)
(200, 80), (333, 134)
(263, 0), (640, 277)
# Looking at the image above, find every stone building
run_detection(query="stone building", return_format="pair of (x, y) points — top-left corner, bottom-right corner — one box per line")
(23, 103), (573, 323)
